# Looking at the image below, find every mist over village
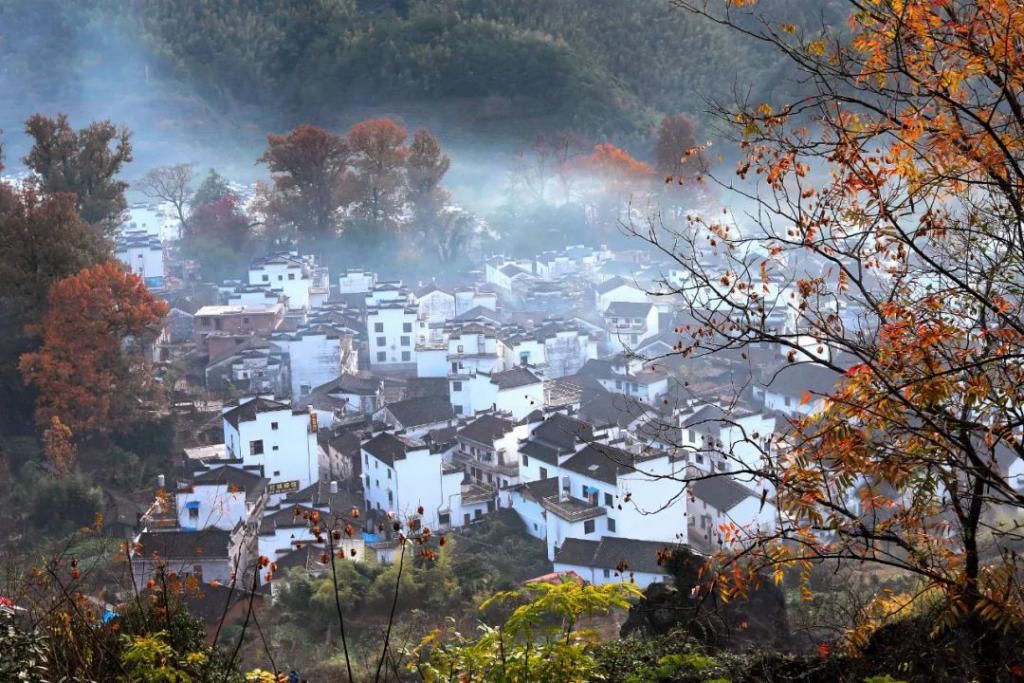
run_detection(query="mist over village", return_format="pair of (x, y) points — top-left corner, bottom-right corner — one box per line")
(1, 2), (1023, 681)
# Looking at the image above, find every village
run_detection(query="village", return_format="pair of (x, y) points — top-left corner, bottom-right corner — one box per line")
(114, 201), (876, 611)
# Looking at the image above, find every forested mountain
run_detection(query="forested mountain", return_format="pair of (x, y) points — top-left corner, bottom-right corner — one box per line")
(0, 0), (846, 155)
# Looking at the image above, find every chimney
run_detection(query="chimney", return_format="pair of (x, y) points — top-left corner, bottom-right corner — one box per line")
(156, 474), (165, 489)
(330, 480), (338, 494)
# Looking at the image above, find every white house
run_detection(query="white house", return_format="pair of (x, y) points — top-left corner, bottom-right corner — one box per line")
(270, 326), (345, 399)
(414, 284), (456, 325)
(366, 302), (419, 372)
(338, 269), (377, 295)
(249, 253), (313, 311)
(454, 412), (531, 490)
(222, 397), (320, 497)
(360, 432), (465, 530)
(447, 324), (504, 375)
(603, 302), (660, 354)
(687, 474), (776, 553)
(116, 229), (164, 286)
(450, 367), (543, 419)
(175, 466), (268, 532)
(454, 288), (497, 315)
(594, 276), (647, 312)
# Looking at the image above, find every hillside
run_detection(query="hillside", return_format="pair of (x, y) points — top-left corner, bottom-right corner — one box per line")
(0, 0), (846, 170)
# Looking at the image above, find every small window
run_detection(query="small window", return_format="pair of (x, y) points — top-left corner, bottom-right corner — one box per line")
(288, 273), (295, 280)
(521, 454), (529, 466)
(607, 518), (616, 532)
(539, 466), (548, 479)
(271, 422), (279, 430)
(604, 493), (613, 507)
(272, 445), (279, 451)
(277, 275), (283, 281)
(457, 345), (464, 353)
(261, 274), (269, 282)
(584, 519), (595, 534)
(374, 322), (384, 333)
(242, 317), (249, 324)
(403, 322), (412, 333)
(377, 336), (387, 346)
(454, 405), (464, 415)
(603, 568), (611, 578)
(784, 395), (792, 407)
(188, 506), (199, 521)
(387, 469), (392, 479)
(377, 352), (386, 362)
(273, 470), (280, 476)
(439, 512), (450, 526)
(474, 509), (482, 519)
(452, 381), (462, 392)
(400, 336), (410, 346)
(581, 485), (588, 497)
(250, 440), (264, 455)
(615, 380), (622, 389)
(401, 351), (411, 362)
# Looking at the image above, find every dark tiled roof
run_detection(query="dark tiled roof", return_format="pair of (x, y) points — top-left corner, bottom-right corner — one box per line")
(604, 301), (653, 318)
(192, 466), (268, 502)
(553, 538), (600, 566)
(222, 397), (292, 428)
(384, 396), (454, 428)
(519, 439), (562, 465)
(487, 367), (541, 390)
(578, 392), (650, 429)
(595, 276), (633, 295)
(508, 477), (560, 505)
(690, 476), (756, 511)
(532, 413), (594, 452)
(458, 414), (514, 446)
(362, 432), (422, 467)
(555, 537), (673, 576)
(135, 530), (232, 560)
(760, 362), (843, 398)
(561, 444), (634, 485)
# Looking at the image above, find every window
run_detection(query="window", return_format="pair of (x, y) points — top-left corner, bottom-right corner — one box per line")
(242, 317), (249, 324)
(188, 506), (199, 521)
(607, 518), (616, 532)
(273, 470), (280, 476)
(288, 273), (295, 280)
(387, 470), (392, 479)
(388, 491), (393, 504)
(374, 322), (384, 333)
(377, 336), (387, 346)
(604, 493), (613, 507)
(474, 509), (482, 519)
(377, 352), (387, 362)
(403, 322), (412, 333)
(451, 362), (459, 372)
(277, 275), (283, 281)
(615, 380), (622, 389)
(581, 485), (588, 497)
(271, 422), (279, 430)
(400, 336), (410, 346)
(603, 568), (611, 578)
(401, 351), (411, 362)
(454, 405), (464, 415)
(540, 466), (548, 479)
(261, 274), (269, 282)
(520, 352), (529, 365)
(452, 381), (462, 392)
(364, 454), (368, 465)
(584, 519), (595, 534)
(521, 454), (529, 466)
(250, 440), (264, 455)
(439, 512), (450, 526)
(784, 395), (792, 407)
(457, 345), (464, 353)
(272, 445), (279, 452)
(688, 430), (696, 443)
(464, 513), (471, 525)
(630, 383), (638, 392)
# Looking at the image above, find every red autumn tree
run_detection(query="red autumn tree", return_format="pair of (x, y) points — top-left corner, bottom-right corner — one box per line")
(259, 124), (350, 236)
(578, 143), (654, 234)
(344, 117), (408, 229)
(406, 128), (450, 224)
(185, 194), (252, 245)
(20, 262), (168, 434)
